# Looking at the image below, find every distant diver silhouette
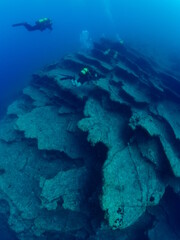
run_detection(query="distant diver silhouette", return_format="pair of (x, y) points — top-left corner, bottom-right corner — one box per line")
(12, 18), (52, 32)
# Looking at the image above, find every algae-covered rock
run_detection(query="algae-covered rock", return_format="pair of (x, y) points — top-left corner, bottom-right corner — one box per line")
(136, 133), (165, 170)
(102, 145), (165, 229)
(0, 117), (20, 142)
(23, 85), (50, 107)
(78, 97), (127, 148)
(121, 82), (150, 104)
(0, 135), (90, 239)
(33, 210), (89, 237)
(157, 100), (180, 140)
(94, 77), (129, 105)
(16, 106), (83, 159)
(40, 167), (88, 211)
(129, 109), (180, 177)
(0, 140), (41, 230)
(7, 98), (33, 117)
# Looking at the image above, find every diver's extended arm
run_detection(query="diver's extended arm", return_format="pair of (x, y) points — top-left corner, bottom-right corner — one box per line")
(59, 74), (75, 80)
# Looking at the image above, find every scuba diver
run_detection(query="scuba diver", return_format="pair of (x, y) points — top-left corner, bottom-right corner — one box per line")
(77, 67), (102, 84)
(58, 68), (102, 87)
(12, 18), (52, 31)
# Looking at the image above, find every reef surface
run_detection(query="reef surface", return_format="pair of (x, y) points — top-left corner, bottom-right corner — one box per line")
(0, 38), (180, 239)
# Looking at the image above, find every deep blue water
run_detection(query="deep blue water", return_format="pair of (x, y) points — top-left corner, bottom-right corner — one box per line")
(1, 0), (180, 115)
(0, 1), (180, 239)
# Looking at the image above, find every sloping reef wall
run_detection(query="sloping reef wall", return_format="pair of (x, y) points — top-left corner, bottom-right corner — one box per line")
(0, 38), (180, 240)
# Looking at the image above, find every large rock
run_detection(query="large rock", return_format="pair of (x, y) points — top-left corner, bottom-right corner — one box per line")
(7, 98), (33, 117)
(23, 85), (50, 107)
(78, 97), (128, 148)
(0, 117), (20, 142)
(16, 106), (84, 159)
(40, 167), (88, 211)
(102, 145), (165, 229)
(157, 100), (180, 140)
(129, 109), (180, 177)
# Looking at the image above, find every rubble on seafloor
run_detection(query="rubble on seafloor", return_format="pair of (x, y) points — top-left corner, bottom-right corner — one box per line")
(0, 38), (180, 239)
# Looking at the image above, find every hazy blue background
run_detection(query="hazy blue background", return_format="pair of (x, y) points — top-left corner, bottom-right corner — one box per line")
(0, 0), (180, 116)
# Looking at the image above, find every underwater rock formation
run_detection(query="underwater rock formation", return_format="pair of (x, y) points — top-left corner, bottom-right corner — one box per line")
(0, 38), (180, 239)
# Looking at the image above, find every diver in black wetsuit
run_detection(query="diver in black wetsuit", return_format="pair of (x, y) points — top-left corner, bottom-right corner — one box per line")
(12, 18), (52, 31)
(77, 67), (102, 84)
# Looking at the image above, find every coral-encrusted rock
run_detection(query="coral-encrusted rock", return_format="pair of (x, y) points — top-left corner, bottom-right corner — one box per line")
(78, 97), (128, 148)
(33, 210), (89, 237)
(0, 133), (89, 239)
(7, 98), (33, 117)
(121, 81), (150, 104)
(23, 86), (50, 107)
(0, 141), (41, 233)
(129, 109), (180, 177)
(16, 106), (83, 159)
(102, 145), (165, 230)
(157, 100), (180, 140)
(0, 117), (20, 142)
(40, 167), (88, 211)
(135, 133), (166, 170)
(94, 77), (129, 105)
